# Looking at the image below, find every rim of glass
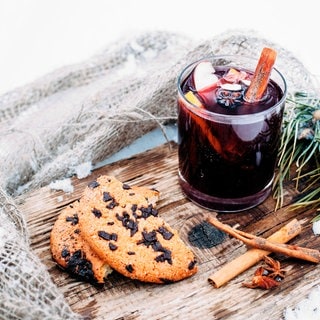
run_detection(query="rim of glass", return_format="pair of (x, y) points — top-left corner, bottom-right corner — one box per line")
(177, 54), (287, 121)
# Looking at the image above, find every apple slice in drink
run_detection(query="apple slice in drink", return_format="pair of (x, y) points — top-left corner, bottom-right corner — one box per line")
(193, 61), (219, 92)
(193, 61), (219, 104)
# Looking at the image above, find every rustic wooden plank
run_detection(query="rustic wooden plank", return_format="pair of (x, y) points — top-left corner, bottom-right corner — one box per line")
(16, 141), (320, 320)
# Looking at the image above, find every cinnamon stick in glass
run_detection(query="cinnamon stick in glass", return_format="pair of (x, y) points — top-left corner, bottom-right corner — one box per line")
(244, 47), (277, 103)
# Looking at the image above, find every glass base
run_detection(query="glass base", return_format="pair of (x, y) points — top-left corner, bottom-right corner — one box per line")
(179, 174), (272, 213)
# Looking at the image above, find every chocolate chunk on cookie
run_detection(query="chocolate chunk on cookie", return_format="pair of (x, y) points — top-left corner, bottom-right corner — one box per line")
(78, 175), (198, 283)
(50, 201), (112, 283)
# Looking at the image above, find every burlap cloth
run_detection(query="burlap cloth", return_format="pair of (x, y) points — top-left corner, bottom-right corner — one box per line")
(0, 29), (317, 319)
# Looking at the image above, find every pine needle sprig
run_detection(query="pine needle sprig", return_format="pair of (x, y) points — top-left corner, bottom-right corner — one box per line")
(273, 92), (320, 213)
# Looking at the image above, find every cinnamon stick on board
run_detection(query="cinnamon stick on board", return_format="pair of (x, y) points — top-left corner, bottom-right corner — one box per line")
(244, 47), (277, 103)
(208, 217), (320, 263)
(207, 218), (302, 288)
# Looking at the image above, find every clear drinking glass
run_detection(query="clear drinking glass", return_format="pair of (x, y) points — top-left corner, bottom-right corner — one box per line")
(177, 55), (287, 212)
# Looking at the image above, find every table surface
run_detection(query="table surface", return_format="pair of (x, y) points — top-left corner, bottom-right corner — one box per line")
(16, 140), (320, 320)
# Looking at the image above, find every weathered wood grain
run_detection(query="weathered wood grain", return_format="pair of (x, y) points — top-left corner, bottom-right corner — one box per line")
(16, 142), (320, 320)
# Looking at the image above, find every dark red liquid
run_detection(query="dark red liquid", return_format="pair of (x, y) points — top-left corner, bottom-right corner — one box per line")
(178, 65), (285, 211)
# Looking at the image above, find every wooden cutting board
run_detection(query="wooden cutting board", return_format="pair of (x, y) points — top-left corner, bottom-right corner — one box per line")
(16, 141), (320, 320)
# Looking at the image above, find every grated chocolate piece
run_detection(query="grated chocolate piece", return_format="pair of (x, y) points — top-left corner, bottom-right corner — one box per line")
(155, 249), (172, 264)
(98, 230), (118, 241)
(61, 248), (70, 258)
(126, 264), (134, 273)
(66, 249), (95, 282)
(88, 180), (100, 189)
(157, 226), (174, 240)
(92, 208), (102, 218)
(103, 191), (113, 202)
(106, 200), (118, 209)
(66, 213), (79, 226)
(138, 204), (158, 219)
(116, 211), (139, 237)
(137, 230), (157, 248)
(109, 243), (118, 251)
(188, 260), (197, 270)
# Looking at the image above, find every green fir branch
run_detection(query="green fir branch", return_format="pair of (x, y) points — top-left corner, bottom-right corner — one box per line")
(273, 92), (320, 215)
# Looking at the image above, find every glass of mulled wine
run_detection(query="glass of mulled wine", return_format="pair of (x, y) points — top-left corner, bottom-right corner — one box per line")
(177, 54), (287, 212)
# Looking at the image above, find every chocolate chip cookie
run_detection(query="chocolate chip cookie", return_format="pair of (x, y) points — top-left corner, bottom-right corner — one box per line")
(78, 175), (197, 283)
(50, 200), (112, 283)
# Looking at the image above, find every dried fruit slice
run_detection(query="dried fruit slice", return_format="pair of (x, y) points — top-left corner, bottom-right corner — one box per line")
(223, 68), (248, 83)
(224, 68), (239, 81)
(193, 61), (219, 92)
(185, 91), (203, 108)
